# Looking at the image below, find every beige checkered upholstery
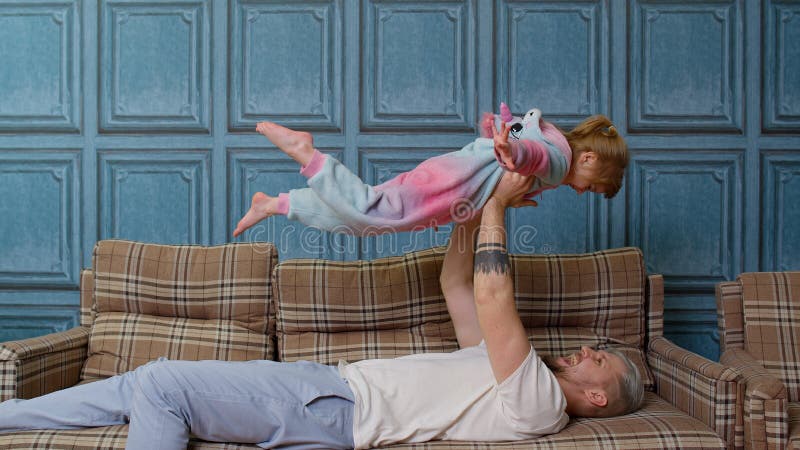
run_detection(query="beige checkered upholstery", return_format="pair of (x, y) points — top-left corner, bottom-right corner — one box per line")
(275, 246), (654, 389)
(789, 402), (800, 449)
(1, 240), (278, 449)
(82, 240), (277, 378)
(0, 425), (260, 450)
(0, 392), (725, 450)
(0, 242), (740, 449)
(275, 246), (737, 449)
(0, 327), (90, 402)
(385, 392), (726, 449)
(717, 271), (800, 450)
(79, 269), (95, 327)
(740, 273), (800, 398)
(275, 247), (458, 363)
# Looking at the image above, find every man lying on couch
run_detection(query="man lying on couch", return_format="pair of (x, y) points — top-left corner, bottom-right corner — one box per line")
(0, 173), (643, 450)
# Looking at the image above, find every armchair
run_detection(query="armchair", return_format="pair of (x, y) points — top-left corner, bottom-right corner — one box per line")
(717, 272), (800, 450)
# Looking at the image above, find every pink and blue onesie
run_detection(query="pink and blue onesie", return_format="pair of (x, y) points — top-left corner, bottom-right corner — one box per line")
(273, 105), (572, 235)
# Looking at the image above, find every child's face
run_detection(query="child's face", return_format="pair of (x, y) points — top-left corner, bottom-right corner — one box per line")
(565, 151), (610, 196)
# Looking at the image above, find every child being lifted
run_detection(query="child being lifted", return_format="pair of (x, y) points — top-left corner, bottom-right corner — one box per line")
(233, 103), (628, 237)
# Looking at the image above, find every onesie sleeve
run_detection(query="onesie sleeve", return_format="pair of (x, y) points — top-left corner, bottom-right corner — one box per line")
(495, 138), (569, 185)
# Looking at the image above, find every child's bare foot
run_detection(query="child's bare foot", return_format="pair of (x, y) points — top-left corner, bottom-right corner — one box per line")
(255, 122), (315, 167)
(233, 192), (280, 237)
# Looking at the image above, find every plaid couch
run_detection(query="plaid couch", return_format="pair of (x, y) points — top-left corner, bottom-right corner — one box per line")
(0, 241), (738, 449)
(717, 272), (800, 450)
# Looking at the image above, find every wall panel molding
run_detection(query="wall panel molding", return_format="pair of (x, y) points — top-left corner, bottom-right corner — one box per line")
(100, 0), (210, 132)
(0, 151), (80, 286)
(497, 0), (608, 128)
(361, 0), (475, 131)
(628, 151), (743, 289)
(763, 0), (800, 132)
(98, 150), (211, 244)
(508, 187), (603, 254)
(761, 151), (800, 270)
(663, 293), (719, 361)
(0, 2), (80, 133)
(663, 314), (721, 361)
(629, 0), (743, 133)
(0, 307), (79, 342)
(0, 0), (798, 358)
(230, 0), (342, 131)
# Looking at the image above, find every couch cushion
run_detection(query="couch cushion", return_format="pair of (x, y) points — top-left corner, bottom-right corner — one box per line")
(511, 247), (645, 343)
(274, 246), (653, 389)
(790, 401), (799, 450)
(0, 425), (261, 449)
(382, 393), (724, 449)
(0, 393), (723, 449)
(740, 272), (800, 401)
(82, 240), (277, 379)
(275, 247), (459, 362)
(510, 247), (651, 389)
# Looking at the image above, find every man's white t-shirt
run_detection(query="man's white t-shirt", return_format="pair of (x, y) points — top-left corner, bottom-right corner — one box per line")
(338, 342), (569, 449)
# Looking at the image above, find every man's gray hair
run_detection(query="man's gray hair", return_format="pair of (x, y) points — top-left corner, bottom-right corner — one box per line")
(605, 347), (645, 415)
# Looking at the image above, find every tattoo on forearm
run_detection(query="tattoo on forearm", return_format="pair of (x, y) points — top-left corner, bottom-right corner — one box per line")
(474, 244), (510, 275)
(476, 242), (505, 250)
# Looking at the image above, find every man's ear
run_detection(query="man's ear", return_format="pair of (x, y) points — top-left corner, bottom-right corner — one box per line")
(585, 389), (608, 408)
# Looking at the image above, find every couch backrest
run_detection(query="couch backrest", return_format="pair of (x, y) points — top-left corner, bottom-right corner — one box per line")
(81, 240), (277, 379)
(716, 280), (745, 352)
(80, 269), (94, 327)
(274, 246), (654, 389)
(274, 247), (458, 362)
(511, 247), (652, 388)
(738, 272), (800, 401)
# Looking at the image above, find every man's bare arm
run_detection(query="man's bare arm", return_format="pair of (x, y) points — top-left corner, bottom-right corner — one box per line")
(473, 176), (534, 383)
(440, 215), (483, 348)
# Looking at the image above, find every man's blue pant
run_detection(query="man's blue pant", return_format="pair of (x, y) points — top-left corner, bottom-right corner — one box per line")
(0, 358), (355, 450)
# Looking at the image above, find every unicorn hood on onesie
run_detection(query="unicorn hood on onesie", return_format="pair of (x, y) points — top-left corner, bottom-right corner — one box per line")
(490, 102), (544, 140)
(479, 102), (572, 184)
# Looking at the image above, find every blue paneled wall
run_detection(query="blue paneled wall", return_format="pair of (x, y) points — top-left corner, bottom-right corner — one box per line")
(1, 0), (798, 362)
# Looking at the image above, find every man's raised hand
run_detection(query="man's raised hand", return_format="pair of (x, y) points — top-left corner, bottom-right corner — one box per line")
(492, 172), (538, 209)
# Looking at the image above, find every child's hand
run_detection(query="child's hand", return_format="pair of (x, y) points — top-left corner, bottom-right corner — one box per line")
(493, 122), (516, 171)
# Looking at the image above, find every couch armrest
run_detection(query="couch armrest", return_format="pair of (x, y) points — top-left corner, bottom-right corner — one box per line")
(721, 348), (788, 450)
(0, 327), (91, 401)
(648, 337), (740, 449)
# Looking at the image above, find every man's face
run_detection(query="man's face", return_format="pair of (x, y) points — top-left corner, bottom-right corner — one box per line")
(544, 346), (627, 390)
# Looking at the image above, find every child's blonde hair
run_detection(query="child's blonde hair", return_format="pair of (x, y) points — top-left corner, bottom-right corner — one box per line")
(563, 115), (629, 198)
